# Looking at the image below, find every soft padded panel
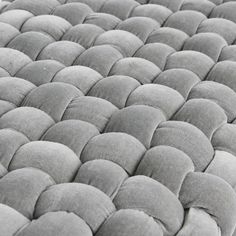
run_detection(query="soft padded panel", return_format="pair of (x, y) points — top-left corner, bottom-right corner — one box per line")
(84, 13), (121, 31)
(0, 48), (32, 76)
(15, 211), (93, 236)
(179, 172), (236, 236)
(177, 208), (220, 236)
(197, 18), (236, 44)
(37, 41), (85, 66)
(154, 69), (200, 99)
(0, 77), (35, 106)
(66, 0), (106, 11)
(1, 1), (236, 235)
(16, 60), (65, 86)
(42, 119), (99, 157)
(7, 31), (54, 61)
(0, 163), (7, 178)
(210, 2), (236, 23)
(62, 96), (118, 132)
(105, 105), (166, 148)
(0, 204), (29, 236)
(0, 2), (10, 13)
(94, 30), (143, 57)
(62, 24), (105, 49)
(165, 51), (214, 80)
(117, 17), (160, 42)
(188, 81), (236, 122)
(9, 141), (81, 183)
(21, 15), (71, 41)
(212, 123), (236, 156)
(0, 129), (28, 169)
(181, 0), (215, 16)
(208, 0), (222, 5)
(131, 4), (172, 25)
(173, 98), (227, 139)
(52, 65), (102, 95)
(114, 176), (184, 235)
(134, 43), (175, 70)
(100, 0), (139, 20)
(81, 132), (146, 174)
(0, 22), (20, 47)
(75, 160), (128, 199)
(0, 67), (10, 77)
(0, 10), (33, 29)
(88, 75), (140, 109)
(53, 3), (93, 26)
(146, 27), (189, 51)
(149, 0), (184, 12)
(183, 33), (227, 62)
(126, 84), (184, 119)
(164, 10), (206, 36)
(96, 209), (163, 236)
(74, 45), (123, 76)
(207, 61), (236, 93)
(0, 107), (55, 141)
(3, 0), (60, 16)
(0, 100), (16, 117)
(220, 45), (236, 62)
(35, 183), (116, 232)
(151, 121), (214, 171)
(206, 150), (236, 191)
(23, 82), (83, 122)
(136, 146), (194, 195)
(109, 57), (161, 84)
(0, 168), (54, 219)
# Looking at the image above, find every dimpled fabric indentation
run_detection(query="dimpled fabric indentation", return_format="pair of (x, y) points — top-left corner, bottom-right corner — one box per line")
(0, 0), (236, 236)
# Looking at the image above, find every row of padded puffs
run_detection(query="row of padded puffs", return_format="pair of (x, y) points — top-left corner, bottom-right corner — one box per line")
(2, 0), (236, 20)
(0, 58), (236, 235)
(1, 0), (236, 236)
(2, 3), (236, 62)
(0, 98), (236, 236)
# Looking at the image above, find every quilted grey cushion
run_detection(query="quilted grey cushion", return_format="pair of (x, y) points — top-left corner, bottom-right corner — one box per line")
(0, 0), (236, 236)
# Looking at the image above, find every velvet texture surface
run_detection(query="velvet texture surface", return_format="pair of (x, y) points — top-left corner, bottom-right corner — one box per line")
(0, 0), (236, 235)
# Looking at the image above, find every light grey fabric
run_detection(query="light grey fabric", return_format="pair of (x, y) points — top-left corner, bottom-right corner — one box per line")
(35, 183), (116, 232)
(173, 98), (227, 139)
(74, 45), (123, 76)
(113, 176), (184, 236)
(105, 105), (165, 148)
(7, 31), (54, 61)
(16, 212), (93, 236)
(109, 57), (161, 84)
(179, 172), (236, 236)
(0, 1), (236, 235)
(9, 141), (81, 183)
(151, 121), (214, 171)
(136, 145), (194, 195)
(16, 60), (65, 86)
(62, 96), (118, 132)
(96, 209), (163, 236)
(22, 82), (83, 122)
(0, 204), (29, 236)
(0, 107), (55, 140)
(53, 65), (102, 95)
(75, 160), (128, 199)
(88, 75), (140, 108)
(42, 119), (99, 157)
(81, 132), (146, 174)
(0, 168), (54, 219)
(94, 30), (143, 57)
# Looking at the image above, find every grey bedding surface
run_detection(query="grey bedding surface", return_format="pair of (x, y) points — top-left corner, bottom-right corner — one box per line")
(0, 0), (236, 235)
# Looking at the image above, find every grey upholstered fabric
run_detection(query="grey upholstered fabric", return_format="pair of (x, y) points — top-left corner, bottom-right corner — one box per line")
(0, 0), (236, 235)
